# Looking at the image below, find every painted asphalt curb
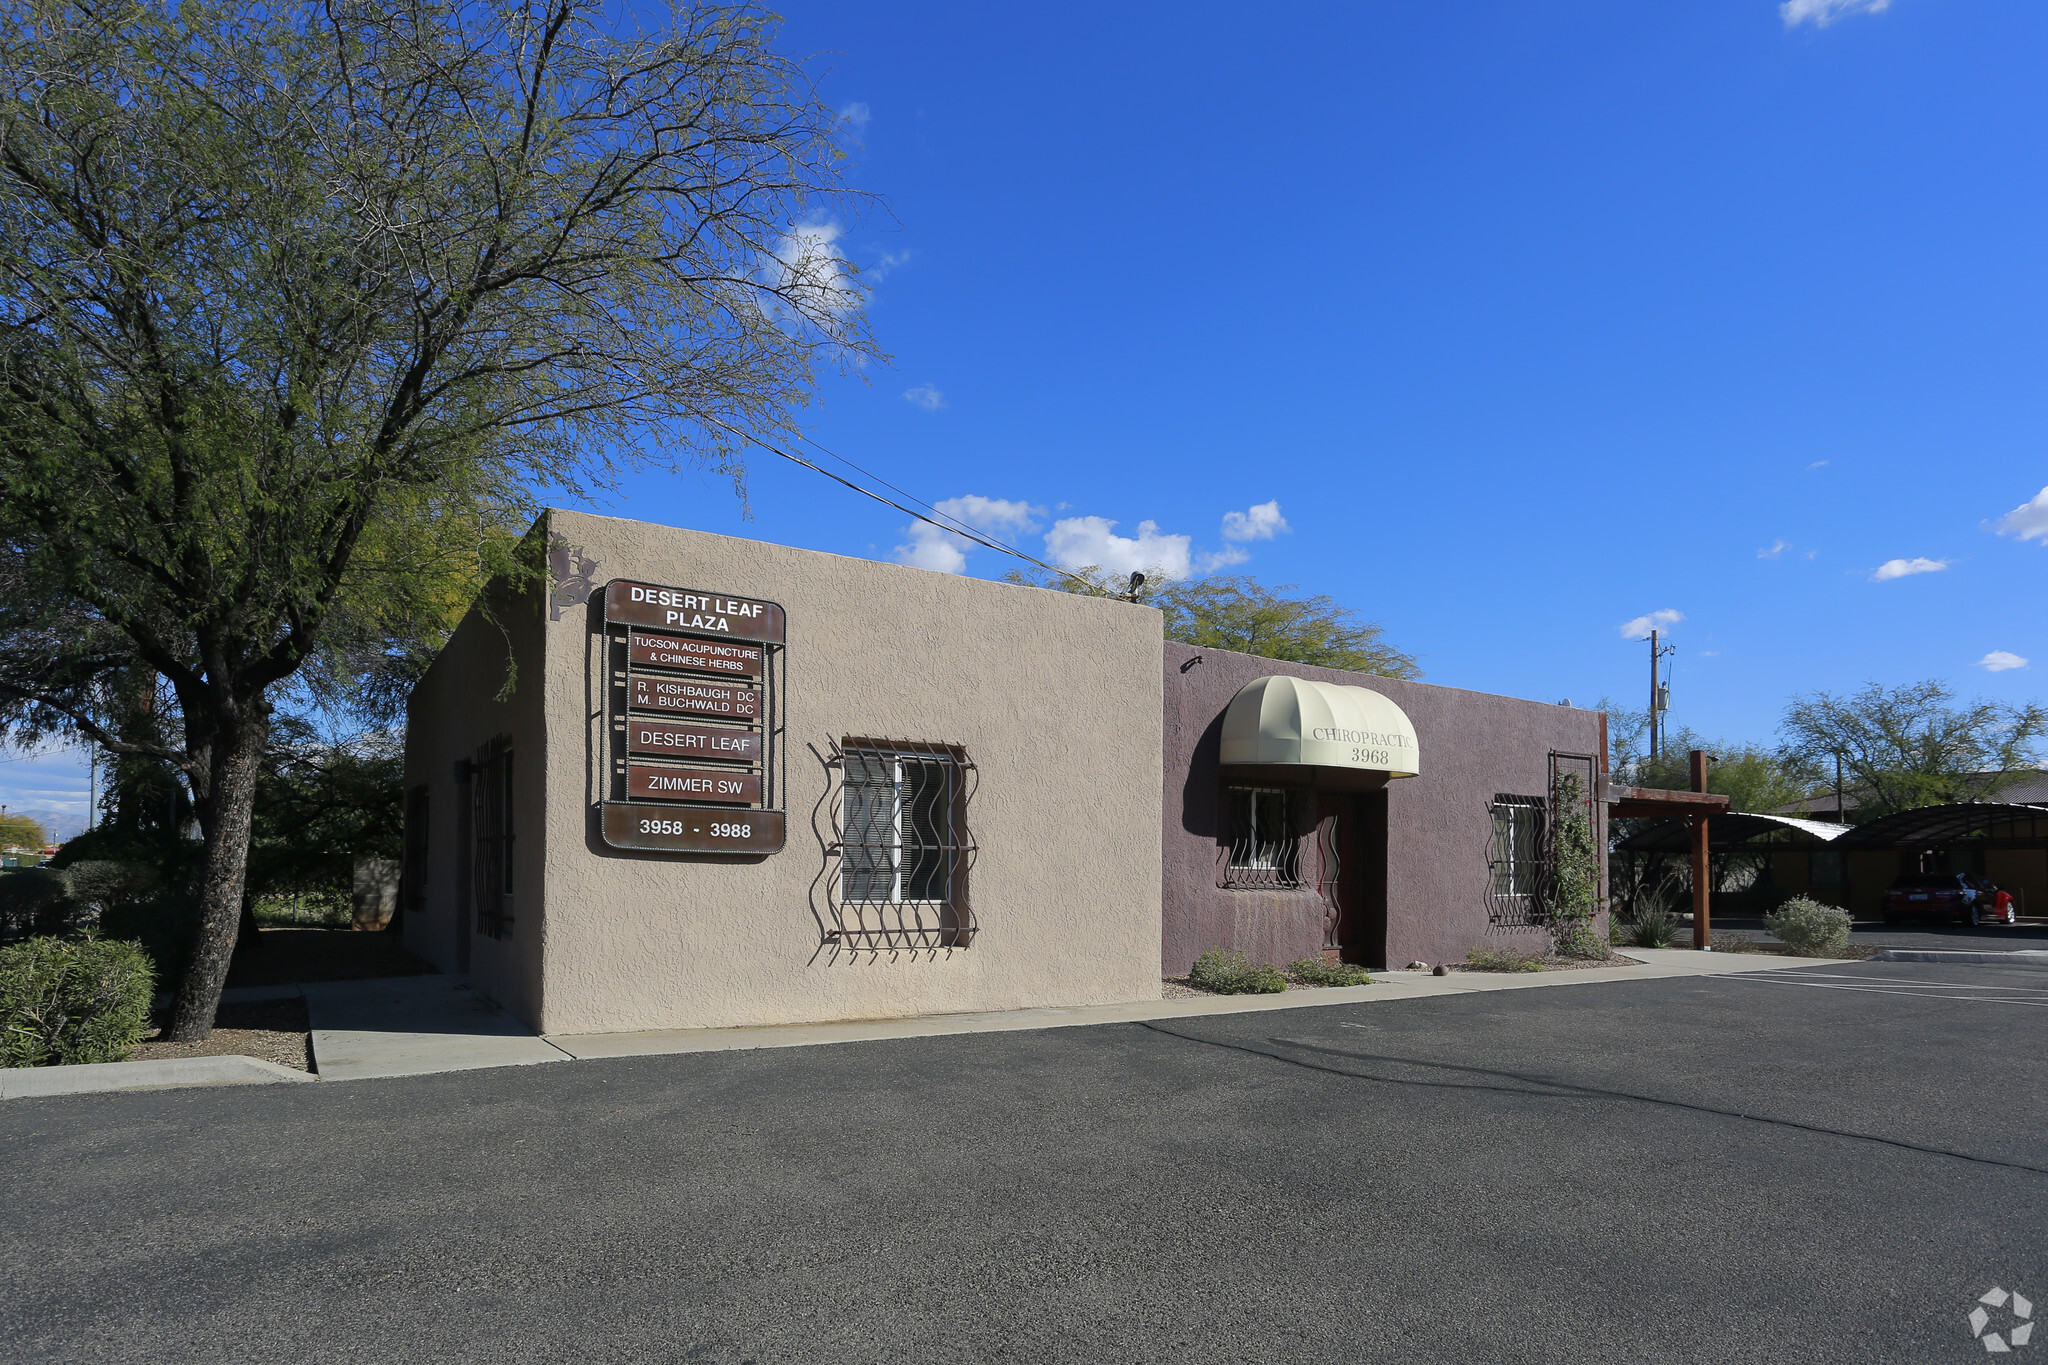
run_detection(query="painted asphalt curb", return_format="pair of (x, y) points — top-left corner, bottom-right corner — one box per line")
(0, 1055), (315, 1099)
(1871, 948), (2048, 967)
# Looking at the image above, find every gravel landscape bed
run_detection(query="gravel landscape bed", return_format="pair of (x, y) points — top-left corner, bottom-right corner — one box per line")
(1447, 953), (1636, 973)
(132, 998), (314, 1073)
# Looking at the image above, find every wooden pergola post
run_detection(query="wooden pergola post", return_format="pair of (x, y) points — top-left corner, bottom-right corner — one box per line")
(1691, 749), (1711, 949)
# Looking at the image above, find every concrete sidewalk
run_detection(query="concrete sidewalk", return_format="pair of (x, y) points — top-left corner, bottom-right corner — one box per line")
(306, 976), (574, 1080)
(542, 947), (1833, 1062)
(296, 949), (1839, 1080)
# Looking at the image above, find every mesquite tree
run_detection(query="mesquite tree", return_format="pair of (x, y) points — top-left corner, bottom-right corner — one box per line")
(0, 0), (875, 1039)
(1782, 680), (2047, 817)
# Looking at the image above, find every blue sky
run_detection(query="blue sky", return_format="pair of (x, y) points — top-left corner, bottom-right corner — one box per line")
(9, 0), (2047, 837)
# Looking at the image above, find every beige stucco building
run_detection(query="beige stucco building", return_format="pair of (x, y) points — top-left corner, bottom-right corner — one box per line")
(402, 510), (1164, 1035)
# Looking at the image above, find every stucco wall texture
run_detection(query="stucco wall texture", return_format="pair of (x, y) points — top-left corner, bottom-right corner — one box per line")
(408, 510), (1165, 1036)
(1162, 640), (1606, 974)
(402, 584), (549, 1025)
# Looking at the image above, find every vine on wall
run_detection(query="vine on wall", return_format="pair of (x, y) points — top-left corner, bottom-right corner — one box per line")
(1549, 773), (1606, 959)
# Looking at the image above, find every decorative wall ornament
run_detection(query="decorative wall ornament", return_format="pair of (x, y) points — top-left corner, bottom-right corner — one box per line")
(547, 537), (598, 621)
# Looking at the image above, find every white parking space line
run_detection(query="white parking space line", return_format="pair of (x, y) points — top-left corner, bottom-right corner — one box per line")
(1764, 971), (2048, 994)
(1716, 974), (2048, 1007)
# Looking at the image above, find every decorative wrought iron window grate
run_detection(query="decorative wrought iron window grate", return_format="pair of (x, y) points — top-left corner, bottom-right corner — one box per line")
(471, 737), (514, 939)
(826, 739), (976, 949)
(1219, 786), (1306, 888)
(1486, 793), (1547, 927)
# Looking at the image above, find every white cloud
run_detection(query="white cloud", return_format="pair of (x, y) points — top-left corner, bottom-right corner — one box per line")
(1044, 516), (1192, 578)
(1220, 500), (1289, 543)
(1870, 556), (1948, 582)
(867, 249), (911, 283)
(1758, 539), (1788, 560)
(1196, 545), (1251, 573)
(903, 384), (946, 412)
(1805, 460), (1830, 470)
(1995, 486), (2048, 544)
(1619, 608), (1683, 640)
(895, 495), (1038, 574)
(764, 221), (863, 319)
(838, 101), (872, 134)
(1978, 650), (2030, 673)
(1781, 0), (1891, 28)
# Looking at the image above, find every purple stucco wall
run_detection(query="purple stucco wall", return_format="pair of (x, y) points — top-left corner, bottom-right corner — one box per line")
(1162, 641), (1607, 974)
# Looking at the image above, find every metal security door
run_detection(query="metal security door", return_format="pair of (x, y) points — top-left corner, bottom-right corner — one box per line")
(1316, 794), (1353, 954)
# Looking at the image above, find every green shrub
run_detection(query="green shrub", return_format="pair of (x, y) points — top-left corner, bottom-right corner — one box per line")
(1, 935), (156, 1068)
(1287, 958), (1374, 988)
(1188, 948), (1287, 995)
(1466, 946), (1545, 973)
(97, 897), (199, 986)
(1765, 896), (1852, 958)
(0, 868), (78, 942)
(1622, 900), (1677, 949)
(62, 861), (161, 912)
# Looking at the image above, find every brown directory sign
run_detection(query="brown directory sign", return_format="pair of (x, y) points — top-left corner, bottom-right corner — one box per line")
(625, 764), (761, 805)
(629, 674), (761, 721)
(629, 632), (764, 678)
(626, 718), (762, 765)
(603, 802), (786, 855)
(605, 581), (786, 644)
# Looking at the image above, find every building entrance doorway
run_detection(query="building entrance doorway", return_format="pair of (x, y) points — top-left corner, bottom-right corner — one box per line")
(1316, 789), (1388, 967)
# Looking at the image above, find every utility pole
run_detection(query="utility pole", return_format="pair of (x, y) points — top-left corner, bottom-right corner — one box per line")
(1647, 630), (1674, 761)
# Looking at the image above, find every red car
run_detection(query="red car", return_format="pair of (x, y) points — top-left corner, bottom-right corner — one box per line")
(1881, 872), (2009, 925)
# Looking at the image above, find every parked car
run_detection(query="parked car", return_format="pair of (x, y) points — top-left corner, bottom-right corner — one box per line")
(1881, 872), (2007, 925)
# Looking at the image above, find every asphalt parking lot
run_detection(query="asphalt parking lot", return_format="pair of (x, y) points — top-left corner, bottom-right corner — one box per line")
(3, 961), (2043, 1364)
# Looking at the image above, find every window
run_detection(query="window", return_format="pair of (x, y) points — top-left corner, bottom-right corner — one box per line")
(1810, 848), (1844, 887)
(1221, 786), (1303, 886)
(1486, 794), (1546, 925)
(471, 738), (514, 939)
(833, 741), (974, 948)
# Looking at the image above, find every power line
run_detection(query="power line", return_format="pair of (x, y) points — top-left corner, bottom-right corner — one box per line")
(702, 418), (1103, 593)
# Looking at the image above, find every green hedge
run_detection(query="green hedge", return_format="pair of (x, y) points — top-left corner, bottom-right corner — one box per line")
(1, 936), (156, 1068)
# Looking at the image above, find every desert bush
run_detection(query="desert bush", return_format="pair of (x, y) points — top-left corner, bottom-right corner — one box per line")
(1, 860), (169, 945)
(1466, 946), (1545, 973)
(0, 936), (156, 1067)
(1765, 896), (1852, 958)
(1287, 958), (1374, 988)
(61, 861), (161, 915)
(1188, 948), (1287, 995)
(97, 898), (200, 986)
(1623, 900), (1677, 949)
(0, 869), (78, 943)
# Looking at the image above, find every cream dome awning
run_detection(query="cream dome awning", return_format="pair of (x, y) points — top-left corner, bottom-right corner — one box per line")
(1219, 675), (1420, 778)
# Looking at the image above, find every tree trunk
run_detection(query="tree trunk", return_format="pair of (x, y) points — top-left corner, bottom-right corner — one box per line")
(166, 712), (268, 1042)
